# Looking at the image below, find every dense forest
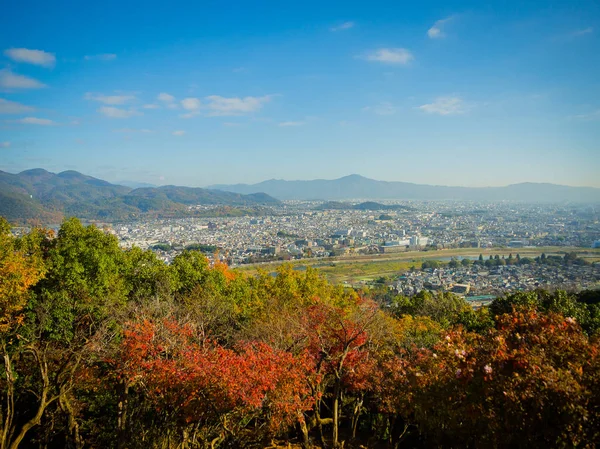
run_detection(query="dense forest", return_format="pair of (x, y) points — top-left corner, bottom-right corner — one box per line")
(1, 216), (600, 449)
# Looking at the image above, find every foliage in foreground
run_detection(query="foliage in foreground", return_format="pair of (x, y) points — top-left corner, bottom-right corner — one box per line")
(1, 216), (599, 449)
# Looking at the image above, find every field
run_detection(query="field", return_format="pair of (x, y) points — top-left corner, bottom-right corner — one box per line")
(234, 246), (600, 285)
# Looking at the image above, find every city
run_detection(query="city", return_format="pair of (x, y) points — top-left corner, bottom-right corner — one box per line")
(103, 200), (600, 299)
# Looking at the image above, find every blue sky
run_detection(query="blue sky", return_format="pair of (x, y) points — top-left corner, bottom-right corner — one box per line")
(1, 0), (599, 187)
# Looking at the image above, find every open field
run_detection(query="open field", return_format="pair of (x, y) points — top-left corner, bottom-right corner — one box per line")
(234, 246), (600, 285)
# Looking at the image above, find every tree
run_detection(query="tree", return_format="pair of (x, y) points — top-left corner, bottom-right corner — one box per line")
(403, 310), (600, 447)
(391, 291), (473, 328)
(0, 218), (46, 332)
(0, 219), (48, 449)
(301, 299), (379, 447)
(10, 218), (128, 449)
(113, 318), (314, 448)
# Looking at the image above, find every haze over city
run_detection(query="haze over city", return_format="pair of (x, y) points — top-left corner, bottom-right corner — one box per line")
(1, 0), (599, 188)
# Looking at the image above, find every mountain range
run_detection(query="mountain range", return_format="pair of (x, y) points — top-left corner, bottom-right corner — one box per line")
(0, 169), (279, 223)
(3, 170), (599, 224)
(210, 174), (600, 202)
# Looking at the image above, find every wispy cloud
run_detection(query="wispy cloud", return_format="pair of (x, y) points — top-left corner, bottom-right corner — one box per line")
(143, 104), (159, 109)
(114, 128), (153, 133)
(158, 92), (175, 102)
(570, 109), (600, 121)
(84, 92), (135, 105)
(0, 98), (35, 114)
(279, 121), (306, 127)
(362, 48), (414, 65)
(172, 130), (185, 136)
(331, 21), (355, 32)
(98, 106), (140, 119)
(84, 53), (117, 61)
(362, 102), (397, 115)
(0, 141), (10, 148)
(0, 69), (46, 89)
(418, 96), (468, 115)
(157, 92), (178, 109)
(572, 27), (593, 37)
(12, 117), (55, 125)
(205, 95), (272, 116)
(427, 16), (454, 39)
(4, 48), (56, 67)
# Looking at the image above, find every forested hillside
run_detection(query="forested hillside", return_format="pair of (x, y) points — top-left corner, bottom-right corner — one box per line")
(0, 169), (279, 223)
(1, 216), (599, 449)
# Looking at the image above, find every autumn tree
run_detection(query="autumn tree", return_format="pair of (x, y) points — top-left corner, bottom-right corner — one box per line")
(0, 218), (47, 449)
(113, 318), (314, 448)
(403, 310), (600, 447)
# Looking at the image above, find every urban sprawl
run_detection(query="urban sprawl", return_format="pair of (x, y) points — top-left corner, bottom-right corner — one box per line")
(102, 200), (600, 301)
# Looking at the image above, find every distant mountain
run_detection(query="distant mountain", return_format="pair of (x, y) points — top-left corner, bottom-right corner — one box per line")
(0, 169), (280, 223)
(117, 180), (157, 189)
(316, 201), (415, 211)
(210, 174), (600, 202)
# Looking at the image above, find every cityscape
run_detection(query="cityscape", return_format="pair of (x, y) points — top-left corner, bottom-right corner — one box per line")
(100, 200), (600, 299)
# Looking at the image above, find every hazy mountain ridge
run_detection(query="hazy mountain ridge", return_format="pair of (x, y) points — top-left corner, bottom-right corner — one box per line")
(210, 174), (600, 202)
(315, 201), (415, 211)
(0, 169), (280, 222)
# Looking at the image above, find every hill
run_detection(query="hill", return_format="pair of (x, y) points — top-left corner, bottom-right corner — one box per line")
(210, 174), (600, 202)
(0, 169), (280, 223)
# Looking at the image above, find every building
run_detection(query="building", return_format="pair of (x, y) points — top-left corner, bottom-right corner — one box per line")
(451, 283), (471, 295)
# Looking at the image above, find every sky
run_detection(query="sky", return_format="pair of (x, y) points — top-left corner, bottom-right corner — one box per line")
(0, 0), (599, 188)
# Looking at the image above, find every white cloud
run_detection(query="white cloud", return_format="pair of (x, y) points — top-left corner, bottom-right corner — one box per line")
(362, 48), (414, 65)
(0, 98), (35, 114)
(428, 16), (454, 39)
(158, 92), (175, 102)
(205, 95), (272, 116)
(0, 69), (46, 89)
(0, 141), (10, 148)
(181, 97), (201, 110)
(84, 53), (117, 61)
(84, 92), (135, 105)
(143, 103), (159, 109)
(172, 130), (185, 136)
(13, 117), (55, 125)
(158, 92), (178, 109)
(418, 96), (467, 115)
(98, 106), (140, 119)
(179, 97), (201, 118)
(279, 121), (306, 127)
(362, 102), (397, 115)
(5, 48), (56, 67)
(331, 21), (355, 32)
(572, 27), (593, 36)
